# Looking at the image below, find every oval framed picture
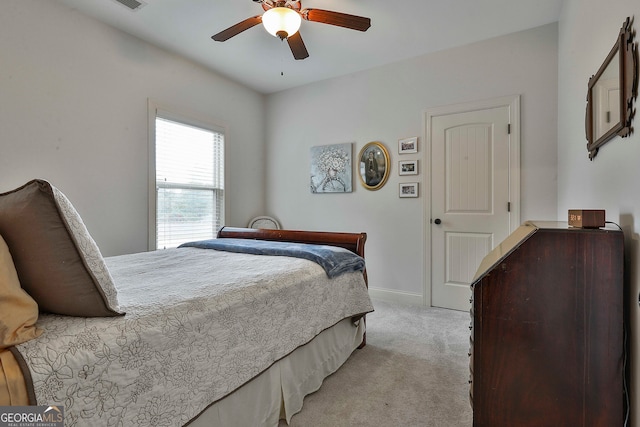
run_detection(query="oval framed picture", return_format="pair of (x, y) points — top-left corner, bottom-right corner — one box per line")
(358, 141), (390, 190)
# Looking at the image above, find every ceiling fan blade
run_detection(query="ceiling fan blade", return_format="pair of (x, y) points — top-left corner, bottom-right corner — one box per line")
(303, 9), (371, 32)
(287, 32), (309, 60)
(212, 16), (262, 41)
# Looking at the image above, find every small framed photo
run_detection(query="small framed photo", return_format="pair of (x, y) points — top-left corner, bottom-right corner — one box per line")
(399, 182), (419, 198)
(399, 160), (418, 175)
(398, 137), (418, 154)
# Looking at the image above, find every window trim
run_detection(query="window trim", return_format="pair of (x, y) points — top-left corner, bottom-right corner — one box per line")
(147, 99), (227, 251)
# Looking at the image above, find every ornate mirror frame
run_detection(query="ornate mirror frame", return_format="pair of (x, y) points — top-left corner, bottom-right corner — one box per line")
(586, 17), (639, 160)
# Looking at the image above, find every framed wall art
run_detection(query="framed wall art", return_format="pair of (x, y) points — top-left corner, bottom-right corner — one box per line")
(358, 141), (390, 190)
(398, 136), (418, 154)
(399, 160), (418, 175)
(310, 143), (353, 193)
(399, 182), (418, 198)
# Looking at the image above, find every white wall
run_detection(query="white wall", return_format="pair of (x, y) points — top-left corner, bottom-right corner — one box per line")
(558, 1), (640, 424)
(265, 24), (559, 303)
(0, 0), (265, 256)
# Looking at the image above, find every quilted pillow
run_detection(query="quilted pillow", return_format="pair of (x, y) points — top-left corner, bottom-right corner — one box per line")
(0, 233), (42, 348)
(0, 180), (123, 316)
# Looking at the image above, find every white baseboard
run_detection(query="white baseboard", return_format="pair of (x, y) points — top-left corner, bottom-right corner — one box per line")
(368, 287), (425, 306)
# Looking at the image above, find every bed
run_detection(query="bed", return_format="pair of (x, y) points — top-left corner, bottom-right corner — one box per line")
(0, 179), (374, 426)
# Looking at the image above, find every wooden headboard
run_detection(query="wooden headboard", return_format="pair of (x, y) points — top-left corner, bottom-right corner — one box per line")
(217, 226), (366, 257)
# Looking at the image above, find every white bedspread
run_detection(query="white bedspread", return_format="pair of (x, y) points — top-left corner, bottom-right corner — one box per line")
(15, 247), (373, 427)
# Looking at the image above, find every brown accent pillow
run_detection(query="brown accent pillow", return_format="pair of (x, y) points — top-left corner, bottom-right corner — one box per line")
(0, 233), (42, 348)
(0, 180), (123, 316)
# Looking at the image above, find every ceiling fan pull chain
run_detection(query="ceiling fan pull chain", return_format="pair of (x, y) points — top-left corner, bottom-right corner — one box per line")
(280, 39), (285, 76)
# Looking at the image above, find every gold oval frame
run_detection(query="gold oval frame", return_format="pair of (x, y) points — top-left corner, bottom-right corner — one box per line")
(358, 141), (390, 190)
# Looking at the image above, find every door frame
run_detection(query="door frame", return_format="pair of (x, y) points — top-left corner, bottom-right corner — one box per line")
(423, 95), (521, 307)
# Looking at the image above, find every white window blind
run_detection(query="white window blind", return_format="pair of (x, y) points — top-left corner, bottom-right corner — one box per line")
(155, 116), (224, 249)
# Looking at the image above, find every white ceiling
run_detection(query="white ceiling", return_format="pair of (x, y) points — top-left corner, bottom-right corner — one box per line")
(55, 0), (564, 94)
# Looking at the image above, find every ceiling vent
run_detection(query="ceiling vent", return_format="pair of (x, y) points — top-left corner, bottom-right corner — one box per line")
(112, 0), (147, 11)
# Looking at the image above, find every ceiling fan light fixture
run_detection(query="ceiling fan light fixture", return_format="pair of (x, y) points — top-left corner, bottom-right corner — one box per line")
(262, 7), (301, 39)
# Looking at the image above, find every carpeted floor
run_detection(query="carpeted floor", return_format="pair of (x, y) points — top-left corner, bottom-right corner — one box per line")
(280, 299), (473, 427)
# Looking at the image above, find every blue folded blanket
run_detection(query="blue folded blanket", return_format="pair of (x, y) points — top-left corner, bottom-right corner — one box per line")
(178, 238), (365, 278)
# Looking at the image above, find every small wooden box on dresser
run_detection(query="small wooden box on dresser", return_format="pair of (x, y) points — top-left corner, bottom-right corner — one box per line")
(469, 221), (625, 427)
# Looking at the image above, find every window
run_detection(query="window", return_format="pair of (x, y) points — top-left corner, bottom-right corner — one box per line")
(150, 106), (225, 249)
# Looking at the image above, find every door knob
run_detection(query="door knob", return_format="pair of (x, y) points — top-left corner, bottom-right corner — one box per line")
(434, 218), (442, 225)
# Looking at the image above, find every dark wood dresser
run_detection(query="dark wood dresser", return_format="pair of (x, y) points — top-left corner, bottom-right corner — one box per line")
(469, 221), (625, 426)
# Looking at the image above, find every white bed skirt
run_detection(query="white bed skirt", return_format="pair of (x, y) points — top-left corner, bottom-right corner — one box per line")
(187, 317), (365, 427)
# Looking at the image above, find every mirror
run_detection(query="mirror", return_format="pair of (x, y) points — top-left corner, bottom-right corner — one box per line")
(586, 17), (639, 160)
(591, 51), (620, 141)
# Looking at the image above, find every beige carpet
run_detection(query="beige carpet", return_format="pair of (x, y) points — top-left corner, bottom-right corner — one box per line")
(280, 299), (473, 427)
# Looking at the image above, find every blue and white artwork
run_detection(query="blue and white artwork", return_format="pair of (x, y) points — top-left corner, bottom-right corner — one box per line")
(310, 143), (352, 193)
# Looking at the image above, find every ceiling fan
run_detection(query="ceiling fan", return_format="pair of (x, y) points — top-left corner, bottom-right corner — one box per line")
(212, 0), (371, 60)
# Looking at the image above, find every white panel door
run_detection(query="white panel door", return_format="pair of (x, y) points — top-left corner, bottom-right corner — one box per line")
(430, 102), (516, 311)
